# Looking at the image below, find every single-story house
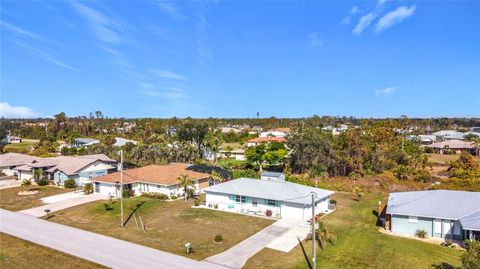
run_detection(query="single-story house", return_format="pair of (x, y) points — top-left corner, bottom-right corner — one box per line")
(92, 163), (211, 198)
(432, 130), (465, 141)
(14, 154), (117, 186)
(260, 171), (285, 181)
(72, 138), (100, 148)
(5, 135), (22, 144)
(259, 130), (288, 138)
(385, 190), (480, 241)
(0, 153), (39, 176)
(219, 127), (242, 134)
(204, 176), (334, 221)
(246, 136), (286, 147)
(218, 149), (246, 160)
(426, 139), (475, 154)
(406, 135), (436, 145)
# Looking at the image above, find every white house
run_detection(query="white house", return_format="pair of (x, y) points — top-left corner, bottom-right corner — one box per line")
(259, 130), (288, 138)
(114, 137), (138, 147)
(246, 136), (287, 147)
(92, 163), (211, 198)
(71, 138), (100, 148)
(204, 176), (334, 221)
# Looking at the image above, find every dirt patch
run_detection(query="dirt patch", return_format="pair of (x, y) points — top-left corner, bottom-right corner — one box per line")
(17, 190), (39, 196)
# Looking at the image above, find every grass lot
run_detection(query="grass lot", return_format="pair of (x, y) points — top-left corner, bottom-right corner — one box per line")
(0, 186), (72, 211)
(221, 142), (244, 150)
(428, 153), (460, 164)
(0, 233), (104, 269)
(47, 196), (274, 260)
(244, 192), (462, 269)
(3, 141), (37, 154)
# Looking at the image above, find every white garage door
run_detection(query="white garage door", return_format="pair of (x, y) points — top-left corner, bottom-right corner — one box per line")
(281, 203), (305, 220)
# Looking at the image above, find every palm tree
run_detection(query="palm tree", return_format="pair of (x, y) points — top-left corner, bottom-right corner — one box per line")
(33, 169), (44, 182)
(177, 174), (193, 202)
(210, 170), (225, 184)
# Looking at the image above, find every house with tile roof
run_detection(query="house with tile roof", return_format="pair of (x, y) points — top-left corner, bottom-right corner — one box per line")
(246, 136), (287, 147)
(92, 163), (211, 198)
(385, 190), (480, 241)
(426, 139), (475, 154)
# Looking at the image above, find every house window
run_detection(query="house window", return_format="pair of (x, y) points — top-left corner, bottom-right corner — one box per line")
(252, 201), (258, 207)
(157, 185), (162, 188)
(235, 195), (246, 203)
(267, 199), (276, 206)
(408, 216), (418, 223)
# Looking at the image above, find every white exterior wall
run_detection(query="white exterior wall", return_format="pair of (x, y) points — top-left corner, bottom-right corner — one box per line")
(136, 183), (182, 196)
(259, 131), (287, 138)
(1, 168), (16, 176)
(95, 182), (118, 197)
(18, 171), (33, 181)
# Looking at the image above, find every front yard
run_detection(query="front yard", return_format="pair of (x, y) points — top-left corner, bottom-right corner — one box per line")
(0, 233), (104, 269)
(47, 195), (274, 260)
(0, 186), (72, 211)
(244, 192), (462, 269)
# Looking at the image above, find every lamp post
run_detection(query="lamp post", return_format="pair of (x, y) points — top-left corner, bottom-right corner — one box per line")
(311, 192), (318, 269)
(118, 150), (124, 227)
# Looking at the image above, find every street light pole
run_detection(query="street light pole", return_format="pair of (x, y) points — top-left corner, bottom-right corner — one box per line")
(120, 150), (124, 227)
(311, 192), (317, 269)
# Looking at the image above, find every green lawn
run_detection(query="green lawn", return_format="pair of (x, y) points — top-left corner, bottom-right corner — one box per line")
(3, 141), (37, 154)
(221, 142), (244, 150)
(0, 233), (104, 269)
(0, 186), (72, 211)
(245, 192), (462, 269)
(47, 195), (274, 260)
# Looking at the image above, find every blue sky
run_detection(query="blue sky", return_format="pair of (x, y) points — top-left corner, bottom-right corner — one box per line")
(1, 0), (479, 118)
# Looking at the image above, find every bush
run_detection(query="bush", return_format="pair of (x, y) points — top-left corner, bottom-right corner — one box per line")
(214, 204), (218, 209)
(214, 234), (223, 243)
(415, 169), (431, 183)
(265, 209), (272, 216)
(141, 192), (168, 200)
(194, 200), (200, 206)
(122, 188), (131, 198)
(37, 179), (49, 186)
(21, 179), (32, 187)
(329, 199), (337, 205)
(64, 179), (77, 188)
(83, 183), (93, 194)
(170, 195), (177, 200)
(103, 202), (113, 211)
(415, 229), (428, 238)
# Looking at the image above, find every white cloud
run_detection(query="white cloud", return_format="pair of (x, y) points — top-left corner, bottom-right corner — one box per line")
(152, 69), (185, 80)
(0, 102), (40, 118)
(341, 6), (360, 24)
(375, 5), (416, 33)
(353, 12), (377, 35)
(1, 21), (44, 40)
(70, 1), (122, 44)
(308, 32), (323, 47)
(13, 41), (80, 71)
(156, 2), (185, 21)
(375, 87), (396, 96)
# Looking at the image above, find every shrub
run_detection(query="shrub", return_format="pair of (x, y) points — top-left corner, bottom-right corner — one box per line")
(37, 179), (49, 186)
(214, 204), (218, 209)
(83, 183), (93, 194)
(122, 188), (131, 198)
(141, 192), (168, 200)
(194, 200), (200, 206)
(265, 209), (272, 216)
(214, 234), (223, 242)
(415, 169), (432, 183)
(103, 202), (113, 211)
(329, 199), (337, 205)
(64, 179), (76, 188)
(415, 229), (428, 238)
(21, 179), (32, 187)
(170, 195), (178, 200)
(462, 240), (480, 269)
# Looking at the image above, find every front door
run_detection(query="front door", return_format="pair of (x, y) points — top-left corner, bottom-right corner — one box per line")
(95, 182), (100, 193)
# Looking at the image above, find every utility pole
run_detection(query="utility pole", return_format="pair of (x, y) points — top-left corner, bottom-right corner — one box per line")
(311, 192), (317, 269)
(120, 150), (124, 227)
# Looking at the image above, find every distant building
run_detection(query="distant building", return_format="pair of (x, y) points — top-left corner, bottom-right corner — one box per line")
(246, 136), (287, 147)
(426, 139), (475, 154)
(261, 171), (285, 182)
(322, 124), (348, 135)
(114, 137), (138, 147)
(219, 127), (242, 134)
(432, 130), (465, 141)
(2, 135), (22, 144)
(259, 130), (288, 138)
(72, 138), (100, 148)
(406, 135), (436, 145)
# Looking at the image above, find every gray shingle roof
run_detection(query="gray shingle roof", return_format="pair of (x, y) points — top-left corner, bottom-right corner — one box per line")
(261, 171), (284, 177)
(0, 153), (39, 167)
(204, 178), (334, 204)
(386, 190), (480, 220)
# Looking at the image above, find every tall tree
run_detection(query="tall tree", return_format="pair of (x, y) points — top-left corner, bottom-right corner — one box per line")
(177, 174), (193, 202)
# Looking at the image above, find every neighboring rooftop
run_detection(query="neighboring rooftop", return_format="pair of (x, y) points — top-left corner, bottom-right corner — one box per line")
(0, 153), (39, 167)
(204, 177), (334, 205)
(261, 171), (284, 177)
(386, 190), (480, 220)
(114, 137), (138, 147)
(93, 163), (210, 185)
(426, 139), (473, 149)
(247, 137), (287, 144)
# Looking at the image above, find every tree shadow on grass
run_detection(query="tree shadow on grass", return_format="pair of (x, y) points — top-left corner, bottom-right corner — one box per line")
(431, 262), (457, 269)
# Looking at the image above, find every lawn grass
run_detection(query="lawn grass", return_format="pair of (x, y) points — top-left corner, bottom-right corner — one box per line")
(244, 192), (462, 269)
(3, 141), (37, 154)
(221, 142), (243, 150)
(0, 186), (72, 211)
(428, 153), (460, 164)
(0, 233), (105, 269)
(47, 195), (274, 260)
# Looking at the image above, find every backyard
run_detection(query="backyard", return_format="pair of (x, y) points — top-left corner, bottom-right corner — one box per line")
(0, 233), (104, 269)
(3, 141), (38, 154)
(47, 195), (274, 260)
(0, 186), (72, 211)
(244, 192), (462, 269)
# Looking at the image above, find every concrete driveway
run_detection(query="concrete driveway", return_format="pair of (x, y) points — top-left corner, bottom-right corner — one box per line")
(204, 219), (310, 269)
(0, 209), (226, 269)
(19, 193), (107, 217)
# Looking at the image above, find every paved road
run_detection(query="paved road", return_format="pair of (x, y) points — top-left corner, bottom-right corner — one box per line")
(0, 209), (226, 269)
(204, 219), (304, 268)
(19, 193), (107, 217)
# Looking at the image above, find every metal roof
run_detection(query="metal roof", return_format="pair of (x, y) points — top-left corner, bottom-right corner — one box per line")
(460, 210), (480, 231)
(74, 138), (100, 144)
(386, 190), (480, 220)
(261, 171), (284, 177)
(204, 178), (334, 205)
